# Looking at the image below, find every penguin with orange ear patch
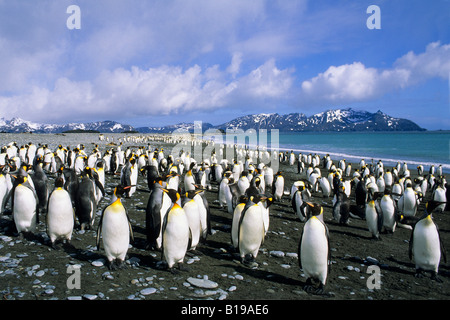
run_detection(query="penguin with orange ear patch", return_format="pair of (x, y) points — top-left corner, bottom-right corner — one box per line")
(298, 202), (330, 295)
(97, 185), (134, 270)
(161, 189), (191, 273)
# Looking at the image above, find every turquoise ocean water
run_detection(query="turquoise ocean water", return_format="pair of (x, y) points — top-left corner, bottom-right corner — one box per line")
(275, 131), (450, 173)
(209, 130), (450, 174)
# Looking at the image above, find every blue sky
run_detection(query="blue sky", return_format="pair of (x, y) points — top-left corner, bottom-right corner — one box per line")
(0, 0), (449, 130)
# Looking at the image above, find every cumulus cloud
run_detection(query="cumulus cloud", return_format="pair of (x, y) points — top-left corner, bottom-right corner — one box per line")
(300, 41), (450, 105)
(0, 57), (295, 123)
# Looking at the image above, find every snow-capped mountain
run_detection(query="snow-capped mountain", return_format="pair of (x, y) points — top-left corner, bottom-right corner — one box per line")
(215, 108), (425, 132)
(0, 108), (425, 133)
(0, 118), (134, 133)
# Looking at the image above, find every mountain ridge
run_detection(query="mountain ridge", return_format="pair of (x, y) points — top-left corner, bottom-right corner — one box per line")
(0, 108), (426, 133)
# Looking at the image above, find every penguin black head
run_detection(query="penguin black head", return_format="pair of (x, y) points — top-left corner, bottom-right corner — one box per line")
(55, 177), (65, 188)
(305, 202), (323, 217)
(114, 185), (131, 199)
(163, 188), (180, 203)
(425, 200), (447, 215)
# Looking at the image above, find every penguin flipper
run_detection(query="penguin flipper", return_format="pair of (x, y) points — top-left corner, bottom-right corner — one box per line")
(297, 232), (303, 270)
(408, 226), (415, 261)
(126, 208), (134, 244)
(96, 208), (105, 251)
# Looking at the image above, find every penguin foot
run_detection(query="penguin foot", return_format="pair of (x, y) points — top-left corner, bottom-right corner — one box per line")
(431, 272), (443, 283)
(414, 269), (425, 279)
(178, 263), (190, 272)
(242, 254), (258, 268)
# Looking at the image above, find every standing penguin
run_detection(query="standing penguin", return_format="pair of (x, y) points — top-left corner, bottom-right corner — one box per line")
(409, 201), (447, 281)
(75, 168), (98, 230)
(231, 195), (248, 251)
(31, 156), (49, 212)
(272, 171), (284, 201)
(47, 177), (74, 249)
(182, 190), (202, 252)
(379, 188), (397, 233)
(96, 185), (134, 270)
(145, 177), (172, 250)
(292, 182), (308, 222)
(398, 183), (419, 217)
(365, 192), (383, 240)
(238, 194), (266, 267)
(298, 202), (330, 295)
(161, 189), (191, 273)
(332, 185), (351, 225)
(10, 170), (39, 238)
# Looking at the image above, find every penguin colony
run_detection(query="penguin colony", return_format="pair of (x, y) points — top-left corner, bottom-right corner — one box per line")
(0, 138), (448, 296)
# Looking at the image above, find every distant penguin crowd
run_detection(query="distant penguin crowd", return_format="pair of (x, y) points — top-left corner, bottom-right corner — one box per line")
(0, 139), (448, 294)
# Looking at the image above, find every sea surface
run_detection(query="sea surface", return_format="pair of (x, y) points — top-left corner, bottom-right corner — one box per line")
(206, 130), (450, 174)
(276, 131), (450, 173)
(1, 130), (449, 174)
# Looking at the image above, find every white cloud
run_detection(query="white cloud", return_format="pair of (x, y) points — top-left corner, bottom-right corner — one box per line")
(0, 58), (294, 123)
(300, 42), (450, 105)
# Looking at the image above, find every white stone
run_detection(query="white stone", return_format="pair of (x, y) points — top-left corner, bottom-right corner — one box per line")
(186, 277), (218, 289)
(140, 288), (157, 295)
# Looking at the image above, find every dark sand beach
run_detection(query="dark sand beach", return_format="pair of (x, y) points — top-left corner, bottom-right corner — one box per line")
(0, 133), (449, 303)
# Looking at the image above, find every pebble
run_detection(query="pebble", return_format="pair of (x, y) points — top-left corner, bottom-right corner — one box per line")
(186, 277), (218, 289)
(269, 250), (285, 258)
(91, 259), (105, 267)
(286, 252), (298, 259)
(67, 296), (82, 300)
(228, 286), (237, 292)
(140, 288), (157, 295)
(365, 256), (379, 265)
(35, 270), (45, 277)
(83, 294), (98, 300)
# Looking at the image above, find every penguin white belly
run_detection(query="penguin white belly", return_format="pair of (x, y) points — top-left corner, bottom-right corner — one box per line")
(13, 186), (37, 233)
(380, 197), (396, 232)
(129, 166), (137, 197)
(413, 221), (441, 272)
(0, 175), (7, 212)
(401, 190), (417, 216)
(183, 200), (200, 250)
(365, 204), (379, 237)
(231, 203), (245, 249)
(193, 194), (208, 239)
(432, 189), (446, 212)
(239, 205), (264, 259)
(274, 178), (284, 200)
(163, 210), (190, 268)
(258, 201), (270, 235)
(293, 191), (306, 222)
(47, 190), (74, 242)
(156, 193), (172, 249)
(102, 208), (130, 261)
(300, 217), (328, 284)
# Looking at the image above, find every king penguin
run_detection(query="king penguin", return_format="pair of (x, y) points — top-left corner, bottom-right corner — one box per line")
(145, 177), (172, 250)
(409, 201), (447, 282)
(182, 190), (202, 252)
(398, 183), (419, 217)
(298, 202), (330, 295)
(231, 195), (248, 251)
(237, 194), (266, 267)
(272, 171), (284, 201)
(97, 185), (134, 270)
(47, 177), (74, 249)
(31, 156), (49, 212)
(75, 168), (98, 230)
(161, 189), (191, 273)
(365, 192), (383, 240)
(379, 188), (397, 233)
(10, 169), (39, 238)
